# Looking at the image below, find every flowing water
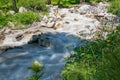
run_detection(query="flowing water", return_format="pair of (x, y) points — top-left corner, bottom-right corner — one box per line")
(0, 32), (79, 80)
(0, 3), (117, 80)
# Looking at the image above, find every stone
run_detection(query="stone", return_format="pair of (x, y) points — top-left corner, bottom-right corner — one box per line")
(54, 23), (63, 29)
(7, 10), (15, 15)
(57, 17), (62, 21)
(3, 28), (12, 34)
(46, 21), (55, 28)
(19, 7), (27, 13)
(65, 21), (70, 24)
(16, 34), (24, 41)
(97, 26), (105, 31)
(8, 22), (15, 27)
(40, 21), (47, 27)
(78, 5), (90, 14)
(61, 14), (66, 18)
(42, 15), (48, 23)
(74, 18), (79, 21)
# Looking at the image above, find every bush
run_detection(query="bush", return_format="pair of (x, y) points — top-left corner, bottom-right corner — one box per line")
(0, 13), (15, 28)
(0, 0), (13, 11)
(0, 11), (40, 28)
(108, 0), (120, 16)
(62, 25), (120, 80)
(17, 0), (47, 11)
(15, 11), (40, 25)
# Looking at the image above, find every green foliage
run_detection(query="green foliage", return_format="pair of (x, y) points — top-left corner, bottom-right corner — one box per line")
(95, 26), (120, 80)
(108, 0), (120, 16)
(0, 0), (13, 11)
(62, 25), (120, 80)
(0, 11), (40, 28)
(17, 0), (47, 11)
(15, 11), (40, 25)
(0, 13), (15, 28)
(27, 61), (44, 80)
(51, 0), (80, 7)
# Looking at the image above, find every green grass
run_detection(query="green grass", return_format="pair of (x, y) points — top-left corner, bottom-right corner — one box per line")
(108, 0), (120, 16)
(62, 25), (120, 80)
(15, 11), (40, 25)
(0, 11), (41, 28)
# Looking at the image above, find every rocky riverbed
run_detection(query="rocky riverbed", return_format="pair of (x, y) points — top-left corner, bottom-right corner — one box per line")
(0, 2), (119, 80)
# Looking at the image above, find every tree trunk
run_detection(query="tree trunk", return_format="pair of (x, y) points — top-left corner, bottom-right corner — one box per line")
(57, 0), (61, 5)
(12, 0), (18, 12)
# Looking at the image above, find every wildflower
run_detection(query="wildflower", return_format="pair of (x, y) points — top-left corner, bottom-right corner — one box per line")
(106, 40), (111, 43)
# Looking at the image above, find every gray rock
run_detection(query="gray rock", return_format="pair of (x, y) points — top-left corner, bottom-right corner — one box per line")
(40, 21), (47, 27)
(19, 7), (27, 13)
(8, 22), (15, 27)
(42, 15), (48, 23)
(7, 10), (15, 15)
(46, 21), (55, 28)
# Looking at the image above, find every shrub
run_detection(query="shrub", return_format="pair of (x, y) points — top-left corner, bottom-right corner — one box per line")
(62, 25), (120, 80)
(17, 0), (47, 11)
(0, 13), (15, 28)
(0, 11), (40, 28)
(0, 0), (13, 11)
(15, 11), (40, 25)
(108, 0), (120, 16)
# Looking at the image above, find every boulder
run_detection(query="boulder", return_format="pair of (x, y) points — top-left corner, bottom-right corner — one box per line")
(8, 22), (15, 27)
(7, 10), (15, 15)
(42, 15), (48, 23)
(46, 21), (55, 28)
(54, 23), (63, 29)
(19, 7), (27, 13)
(40, 21), (47, 27)
(60, 13), (66, 18)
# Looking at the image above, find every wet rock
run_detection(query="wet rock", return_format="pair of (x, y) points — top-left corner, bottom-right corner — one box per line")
(38, 37), (50, 47)
(29, 34), (39, 43)
(19, 7), (27, 13)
